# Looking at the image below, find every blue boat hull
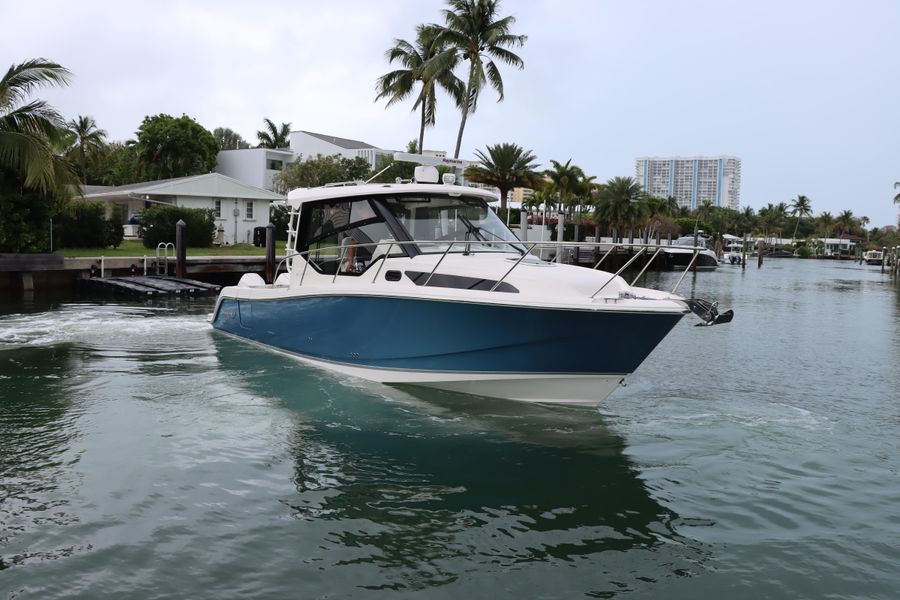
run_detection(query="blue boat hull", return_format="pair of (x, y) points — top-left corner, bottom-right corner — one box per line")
(211, 295), (684, 376)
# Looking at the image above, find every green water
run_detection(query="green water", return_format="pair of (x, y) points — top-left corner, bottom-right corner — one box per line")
(1, 260), (898, 598)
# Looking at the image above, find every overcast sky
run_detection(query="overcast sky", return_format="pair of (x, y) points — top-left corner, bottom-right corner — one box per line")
(3, 0), (899, 225)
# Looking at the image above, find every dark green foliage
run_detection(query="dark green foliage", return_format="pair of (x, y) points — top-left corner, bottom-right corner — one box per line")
(494, 208), (521, 227)
(52, 200), (124, 249)
(135, 114), (218, 181)
(57, 200), (108, 248)
(88, 142), (141, 186)
(269, 204), (290, 241)
(0, 168), (60, 252)
(674, 217), (710, 236)
(213, 127), (249, 150)
(368, 152), (416, 184)
(106, 205), (126, 248)
(274, 154), (371, 193)
(139, 205), (215, 248)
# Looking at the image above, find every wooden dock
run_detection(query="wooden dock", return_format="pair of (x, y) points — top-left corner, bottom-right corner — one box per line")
(78, 276), (221, 297)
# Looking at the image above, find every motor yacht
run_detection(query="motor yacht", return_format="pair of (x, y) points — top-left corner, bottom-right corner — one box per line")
(210, 165), (728, 405)
(661, 233), (719, 270)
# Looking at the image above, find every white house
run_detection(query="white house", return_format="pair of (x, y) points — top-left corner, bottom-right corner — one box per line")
(289, 130), (389, 169)
(215, 148), (294, 191)
(81, 173), (284, 246)
(215, 130), (391, 191)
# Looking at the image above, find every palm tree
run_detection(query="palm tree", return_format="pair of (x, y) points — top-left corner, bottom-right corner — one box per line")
(789, 194), (813, 241)
(818, 211), (834, 237)
(256, 118), (291, 148)
(0, 58), (77, 194)
(376, 24), (464, 155)
(835, 209), (856, 239)
(464, 142), (540, 209)
(642, 195), (675, 240)
(665, 195), (682, 216)
(859, 215), (870, 241)
(594, 176), (648, 237)
(66, 115), (107, 184)
(893, 182), (900, 204)
(543, 159), (584, 213)
(431, 0), (527, 158)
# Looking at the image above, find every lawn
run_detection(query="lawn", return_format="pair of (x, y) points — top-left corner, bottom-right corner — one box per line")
(55, 240), (271, 257)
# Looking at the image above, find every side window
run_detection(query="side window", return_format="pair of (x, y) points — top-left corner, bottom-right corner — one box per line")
(214, 199), (222, 218)
(246, 201), (254, 219)
(299, 199), (399, 276)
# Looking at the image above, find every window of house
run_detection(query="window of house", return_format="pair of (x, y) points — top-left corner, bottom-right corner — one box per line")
(214, 199), (222, 218)
(267, 160), (283, 171)
(245, 201), (253, 219)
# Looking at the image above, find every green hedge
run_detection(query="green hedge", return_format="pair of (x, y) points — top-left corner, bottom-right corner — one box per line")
(139, 205), (215, 248)
(57, 200), (123, 249)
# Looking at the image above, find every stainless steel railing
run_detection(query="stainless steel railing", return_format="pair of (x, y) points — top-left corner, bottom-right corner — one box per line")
(268, 238), (710, 296)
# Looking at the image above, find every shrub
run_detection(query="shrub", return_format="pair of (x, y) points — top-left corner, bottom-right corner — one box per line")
(140, 205), (215, 248)
(270, 204), (290, 241)
(57, 199), (123, 248)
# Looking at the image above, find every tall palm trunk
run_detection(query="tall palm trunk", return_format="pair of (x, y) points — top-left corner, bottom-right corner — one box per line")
(792, 216), (801, 241)
(453, 65), (475, 159)
(418, 101), (426, 155)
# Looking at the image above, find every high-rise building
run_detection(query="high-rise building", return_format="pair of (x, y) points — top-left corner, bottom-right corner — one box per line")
(635, 156), (741, 210)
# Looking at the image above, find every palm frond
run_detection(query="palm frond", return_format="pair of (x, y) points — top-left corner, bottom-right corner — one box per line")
(484, 60), (504, 101)
(0, 59), (72, 109)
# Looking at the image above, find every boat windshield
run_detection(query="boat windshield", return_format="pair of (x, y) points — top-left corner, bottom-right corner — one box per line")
(381, 195), (525, 254)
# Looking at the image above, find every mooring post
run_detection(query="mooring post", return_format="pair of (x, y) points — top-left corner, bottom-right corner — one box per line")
(265, 223), (276, 284)
(742, 234), (747, 270)
(175, 219), (186, 279)
(519, 211), (527, 242)
(556, 211), (564, 263)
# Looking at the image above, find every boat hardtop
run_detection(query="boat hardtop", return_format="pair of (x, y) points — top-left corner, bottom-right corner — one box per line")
(287, 181), (498, 207)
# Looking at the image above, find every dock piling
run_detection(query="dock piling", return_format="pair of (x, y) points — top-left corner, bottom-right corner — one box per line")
(176, 220), (186, 279)
(265, 223), (276, 284)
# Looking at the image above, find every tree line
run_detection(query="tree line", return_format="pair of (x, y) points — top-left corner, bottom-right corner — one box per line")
(0, 57), (298, 251)
(461, 143), (899, 248)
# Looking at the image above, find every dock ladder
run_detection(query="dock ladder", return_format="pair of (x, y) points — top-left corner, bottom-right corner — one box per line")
(156, 242), (175, 276)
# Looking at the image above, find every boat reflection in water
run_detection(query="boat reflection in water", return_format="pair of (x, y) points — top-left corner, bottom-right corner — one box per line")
(212, 337), (709, 592)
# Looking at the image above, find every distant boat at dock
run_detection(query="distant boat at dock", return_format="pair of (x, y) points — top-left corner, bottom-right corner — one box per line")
(863, 249), (884, 265)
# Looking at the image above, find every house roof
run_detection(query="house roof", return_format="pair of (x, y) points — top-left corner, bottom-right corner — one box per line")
(80, 172), (284, 201)
(296, 130), (376, 150)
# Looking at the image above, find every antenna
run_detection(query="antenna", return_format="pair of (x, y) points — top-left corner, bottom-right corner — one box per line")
(392, 152), (476, 185)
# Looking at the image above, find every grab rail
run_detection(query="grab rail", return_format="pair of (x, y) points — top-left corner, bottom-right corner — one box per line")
(272, 239), (709, 297)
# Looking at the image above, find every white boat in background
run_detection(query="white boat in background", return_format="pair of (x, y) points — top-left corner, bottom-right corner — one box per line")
(662, 233), (719, 270)
(864, 249), (884, 265)
(210, 160), (731, 406)
(721, 242), (745, 265)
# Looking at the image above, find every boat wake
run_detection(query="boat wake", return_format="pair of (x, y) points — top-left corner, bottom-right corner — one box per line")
(0, 303), (210, 349)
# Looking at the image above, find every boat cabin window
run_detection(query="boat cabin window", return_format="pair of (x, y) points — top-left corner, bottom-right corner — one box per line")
(299, 199), (400, 275)
(381, 195), (524, 254)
